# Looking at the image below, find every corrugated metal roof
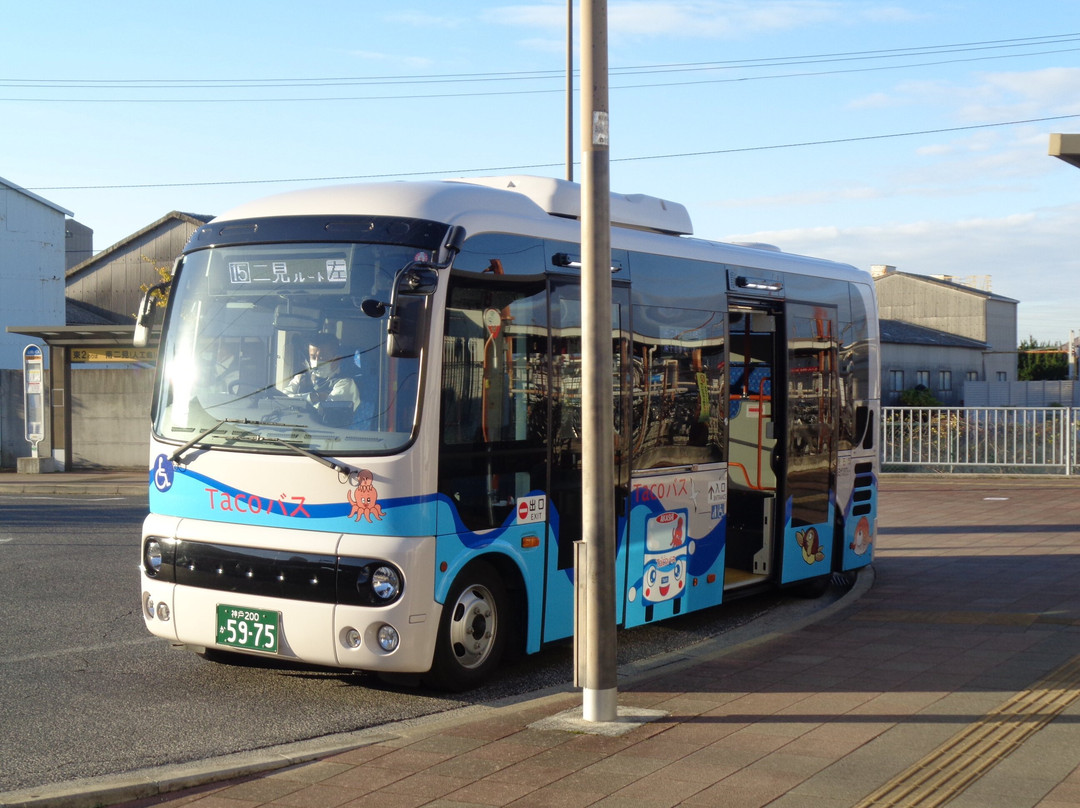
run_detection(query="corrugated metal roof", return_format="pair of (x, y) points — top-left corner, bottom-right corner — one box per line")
(65, 211), (212, 280)
(875, 270), (1018, 304)
(879, 318), (988, 349)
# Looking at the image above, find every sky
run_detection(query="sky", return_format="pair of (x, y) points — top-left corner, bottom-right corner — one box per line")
(3, 1), (1080, 344)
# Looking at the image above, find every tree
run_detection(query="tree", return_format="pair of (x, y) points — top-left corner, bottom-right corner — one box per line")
(899, 385), (941, 406)
(137, 255), (173, 312)
(1017, 337), (1068, 381)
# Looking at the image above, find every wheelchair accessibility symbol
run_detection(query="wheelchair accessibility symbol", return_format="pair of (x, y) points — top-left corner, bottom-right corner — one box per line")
(153, 454), (175, 492)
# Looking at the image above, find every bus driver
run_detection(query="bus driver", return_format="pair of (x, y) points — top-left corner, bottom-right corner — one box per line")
(283, 333), (361, 424)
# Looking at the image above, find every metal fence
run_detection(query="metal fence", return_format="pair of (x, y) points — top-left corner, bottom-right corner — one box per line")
(881, 407), (1080, 475)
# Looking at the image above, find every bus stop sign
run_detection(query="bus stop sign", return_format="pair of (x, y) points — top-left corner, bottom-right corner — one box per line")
(22, 344), (45, 448)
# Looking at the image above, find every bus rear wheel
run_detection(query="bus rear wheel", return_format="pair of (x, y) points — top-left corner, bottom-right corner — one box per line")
(427, 561), (508, 692)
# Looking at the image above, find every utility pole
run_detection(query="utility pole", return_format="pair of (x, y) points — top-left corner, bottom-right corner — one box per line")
(577, 0), (617, 723)
(566, 0), (574, 182)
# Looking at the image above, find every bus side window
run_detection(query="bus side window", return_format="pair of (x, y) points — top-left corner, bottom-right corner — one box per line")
(630, 305), (726, 470)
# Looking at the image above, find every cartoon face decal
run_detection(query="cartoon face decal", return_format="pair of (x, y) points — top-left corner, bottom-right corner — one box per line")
(643, 510), (689, 604)
(850, 516), (872, 555)
(796, 527), (825, 565)
(346, 469), (384, 522)
(643, 556), (687, 603)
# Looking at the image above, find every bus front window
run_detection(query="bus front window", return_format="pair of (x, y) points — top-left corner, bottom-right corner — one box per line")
(153, 242), (427, 455)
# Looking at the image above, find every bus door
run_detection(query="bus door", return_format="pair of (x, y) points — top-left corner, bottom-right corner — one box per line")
(724, 305), (780, 591)
(779, 302), (839, 584)
(437, 272), (551, 647)
(623, 305), (728, 629)
(541, 279), (631, 643)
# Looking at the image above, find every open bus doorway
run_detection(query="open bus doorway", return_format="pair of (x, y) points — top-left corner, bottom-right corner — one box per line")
(724, 304), (780, 591)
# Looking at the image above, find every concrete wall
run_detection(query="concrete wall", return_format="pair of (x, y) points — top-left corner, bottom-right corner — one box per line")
(964, 381), (1080, 407)
(0, 368), (38, 467)
(1, 366), (153, 470)
(70, 367), (154, 468)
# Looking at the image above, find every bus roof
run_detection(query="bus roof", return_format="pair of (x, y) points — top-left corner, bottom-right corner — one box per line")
(210, 176), (869, 285)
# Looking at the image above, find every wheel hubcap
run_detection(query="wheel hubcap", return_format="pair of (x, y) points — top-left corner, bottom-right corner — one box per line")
(449, 584), (496, 669)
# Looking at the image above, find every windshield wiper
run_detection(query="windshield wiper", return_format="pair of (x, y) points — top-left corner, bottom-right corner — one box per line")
(256, 436), (354, 475)
(169, 419), (228, 463)
(169, 417), (354, 474)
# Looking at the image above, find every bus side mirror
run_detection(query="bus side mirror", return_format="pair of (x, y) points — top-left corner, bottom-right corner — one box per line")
(133, 281), (169, 348)
(372, 225), (463, 359)
(386, 267), (438, 359)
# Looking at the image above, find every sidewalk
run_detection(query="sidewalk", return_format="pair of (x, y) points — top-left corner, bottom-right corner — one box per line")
(0, 468), (147, 497)
(6, 475), (1080, 808)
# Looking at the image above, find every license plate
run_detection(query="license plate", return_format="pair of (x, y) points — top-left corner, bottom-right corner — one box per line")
(215, 605), (279, 653)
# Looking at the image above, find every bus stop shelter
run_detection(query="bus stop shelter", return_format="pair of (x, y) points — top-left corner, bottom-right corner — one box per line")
(1050, 133), (1080, 169)
(5, 324), (154, 471)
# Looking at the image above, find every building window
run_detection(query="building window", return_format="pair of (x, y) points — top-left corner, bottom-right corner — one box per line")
(966, 371), (978, 382)
(889, 370), (904, 392)
(916, 370), (930, 388)
(997, 371), (1007, 382)
(938, 370), (952, 392)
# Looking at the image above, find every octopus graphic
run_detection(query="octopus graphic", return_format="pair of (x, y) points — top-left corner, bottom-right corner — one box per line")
(347, 469), (384, 522)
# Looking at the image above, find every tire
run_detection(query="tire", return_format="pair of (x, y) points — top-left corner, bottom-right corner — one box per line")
(426, 561), (509, 692)
(794, 574), (831, 599)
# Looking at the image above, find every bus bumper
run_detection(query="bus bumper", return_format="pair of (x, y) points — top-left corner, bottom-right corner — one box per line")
(140, 515), (442, 674)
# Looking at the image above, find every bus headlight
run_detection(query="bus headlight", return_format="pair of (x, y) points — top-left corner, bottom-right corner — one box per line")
(371, 566), (401, 600)
(144, 539), (163, 576)
(377, 624), (400, 652)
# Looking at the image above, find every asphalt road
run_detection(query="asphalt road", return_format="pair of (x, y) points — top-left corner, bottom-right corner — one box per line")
(0, 492), (844, 794)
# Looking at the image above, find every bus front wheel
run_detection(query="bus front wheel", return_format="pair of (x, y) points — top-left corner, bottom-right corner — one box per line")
(427, 561), (508, 691)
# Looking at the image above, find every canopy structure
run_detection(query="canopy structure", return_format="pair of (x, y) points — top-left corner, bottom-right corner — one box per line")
(1049, 133), (1080, 170)
(5, 324), (155, 470)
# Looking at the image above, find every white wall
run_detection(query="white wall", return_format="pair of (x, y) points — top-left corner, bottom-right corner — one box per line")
(0, 181), (67, 369)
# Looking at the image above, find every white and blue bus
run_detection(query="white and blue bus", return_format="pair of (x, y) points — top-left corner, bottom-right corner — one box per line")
(139, 176), (878, 690)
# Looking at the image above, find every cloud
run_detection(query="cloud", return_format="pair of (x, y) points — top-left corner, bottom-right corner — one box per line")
(346, 50), (435, 70)
(850, 67), (1080, 122)
(383, 11), (466, 28)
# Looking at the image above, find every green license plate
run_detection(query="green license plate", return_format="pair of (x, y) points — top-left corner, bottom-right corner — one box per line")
(215, 605), (279, 653)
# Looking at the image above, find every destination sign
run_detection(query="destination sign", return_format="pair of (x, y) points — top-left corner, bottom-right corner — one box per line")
(225, 258), (348, 288)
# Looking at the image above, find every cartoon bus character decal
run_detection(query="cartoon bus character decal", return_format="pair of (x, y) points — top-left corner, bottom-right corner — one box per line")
(642, 510), (689, 604)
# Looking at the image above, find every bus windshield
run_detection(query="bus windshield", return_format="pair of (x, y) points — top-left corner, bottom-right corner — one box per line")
(153, 241), (428, 456)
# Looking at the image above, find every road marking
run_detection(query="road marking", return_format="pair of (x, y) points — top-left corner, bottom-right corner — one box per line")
(4, 495), (130, 502)
(852, 653), (1080, 807)
(0, 636), (161, 665)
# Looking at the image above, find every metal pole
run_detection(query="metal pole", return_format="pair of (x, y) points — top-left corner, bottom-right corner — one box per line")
(579, 0), (617, 723)
(566, 0), (574, 182)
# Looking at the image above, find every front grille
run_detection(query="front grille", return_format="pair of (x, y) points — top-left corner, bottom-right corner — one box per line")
(149, 539), (401, 606)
